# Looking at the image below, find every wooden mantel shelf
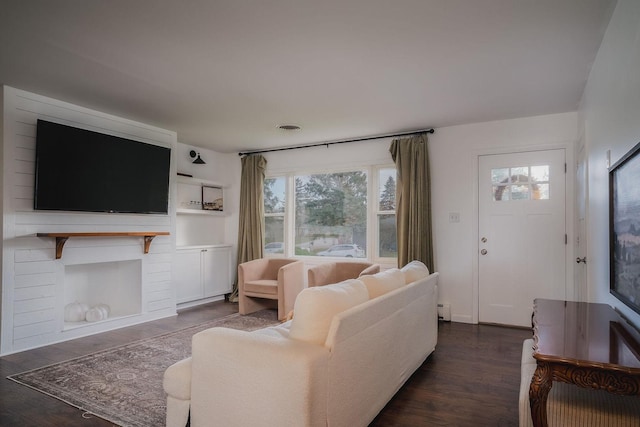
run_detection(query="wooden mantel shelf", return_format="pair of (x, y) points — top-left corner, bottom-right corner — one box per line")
(36, 232), (170, 259)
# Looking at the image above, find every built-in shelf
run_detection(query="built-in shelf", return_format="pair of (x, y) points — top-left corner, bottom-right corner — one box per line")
(176, 208), (228, 216)
(177, 175), (226, 215)
(36, 232), (170, 259)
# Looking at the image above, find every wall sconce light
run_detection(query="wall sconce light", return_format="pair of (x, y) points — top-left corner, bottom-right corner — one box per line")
(190, 150), (206, 164)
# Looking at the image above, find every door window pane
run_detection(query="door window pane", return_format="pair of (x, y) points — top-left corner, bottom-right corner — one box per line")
(511, 167), (528, 182)
(531, 165), (549, 182)
(493, 184), (509, 201)
(511, 184), (529, 200)
(533, 183), (549, 200)
(491, 168), (510, 184)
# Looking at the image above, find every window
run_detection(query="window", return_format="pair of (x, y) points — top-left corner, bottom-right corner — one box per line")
(491, 165), (550, 201)
(377, 168), (397, 258)
(263, 166), (396, 261)
(264, 177), (285, 254)
(294, 171), (367, 258)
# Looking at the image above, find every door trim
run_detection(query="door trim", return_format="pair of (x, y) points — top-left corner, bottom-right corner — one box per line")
(470, 142), (576, 324)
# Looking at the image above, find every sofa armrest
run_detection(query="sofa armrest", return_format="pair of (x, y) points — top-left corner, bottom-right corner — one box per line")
(190, 327), (329, 427)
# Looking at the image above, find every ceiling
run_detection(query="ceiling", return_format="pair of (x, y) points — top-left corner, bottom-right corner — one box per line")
(0, 0), (616, 153)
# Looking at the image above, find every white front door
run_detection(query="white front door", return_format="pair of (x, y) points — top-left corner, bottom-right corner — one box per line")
(478, 149), (567, 327)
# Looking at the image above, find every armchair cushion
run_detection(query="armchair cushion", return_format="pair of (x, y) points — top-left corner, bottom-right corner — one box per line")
(243, 279), (278, 295)
(289, 279), (369, 346)
(359, 268), (405, 299)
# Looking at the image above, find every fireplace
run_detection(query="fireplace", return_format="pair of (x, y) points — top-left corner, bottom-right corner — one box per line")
(63, 260), (142, 330)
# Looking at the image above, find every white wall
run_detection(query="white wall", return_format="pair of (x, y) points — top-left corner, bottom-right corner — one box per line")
(175, 143), (241, 246)
(430, 113), (577, 323)
(580, 0), (640, 328)
(174, 142), (241, 280)
(263, 112), (578, 323)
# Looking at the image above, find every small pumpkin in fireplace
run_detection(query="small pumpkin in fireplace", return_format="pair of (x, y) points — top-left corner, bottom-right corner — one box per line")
(85, 304), (110, 322)
(64, 301), (89, 322)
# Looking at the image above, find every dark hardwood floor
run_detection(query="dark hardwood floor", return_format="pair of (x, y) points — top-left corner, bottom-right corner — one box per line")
(0, 301), (531, 426)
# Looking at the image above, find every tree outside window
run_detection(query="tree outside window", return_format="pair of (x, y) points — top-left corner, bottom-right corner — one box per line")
(378, 168), (397, 258)
(294, 171), (367, 257)
(264, 177), (285, 254)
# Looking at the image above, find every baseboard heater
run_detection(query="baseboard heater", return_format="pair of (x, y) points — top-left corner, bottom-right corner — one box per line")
(437, 303), (451, 321)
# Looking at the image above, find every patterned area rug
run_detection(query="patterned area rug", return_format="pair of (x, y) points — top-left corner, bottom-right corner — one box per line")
(8, 310), (279, 427)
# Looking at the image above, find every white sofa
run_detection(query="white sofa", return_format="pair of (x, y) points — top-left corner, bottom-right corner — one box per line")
(164, 261), (439, 427)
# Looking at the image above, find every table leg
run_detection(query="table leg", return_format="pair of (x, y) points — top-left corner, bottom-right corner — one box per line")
(529, 362), (552, 427)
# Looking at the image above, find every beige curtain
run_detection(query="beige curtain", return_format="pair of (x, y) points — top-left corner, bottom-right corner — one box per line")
(390, 133), (433, 270)
(230, 154), (267, 300)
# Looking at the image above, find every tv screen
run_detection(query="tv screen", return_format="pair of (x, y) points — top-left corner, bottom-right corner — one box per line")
(34, 120), (171, 214)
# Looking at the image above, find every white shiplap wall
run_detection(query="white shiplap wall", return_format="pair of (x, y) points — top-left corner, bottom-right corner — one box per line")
(1, 86), (178, 355)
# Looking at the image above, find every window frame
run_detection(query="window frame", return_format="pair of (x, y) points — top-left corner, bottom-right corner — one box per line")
(264, 164), (397, 264)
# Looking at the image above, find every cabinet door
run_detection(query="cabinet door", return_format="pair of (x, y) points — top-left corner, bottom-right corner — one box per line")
(202, 247), (232, 297)
(175, 249), (203, 303)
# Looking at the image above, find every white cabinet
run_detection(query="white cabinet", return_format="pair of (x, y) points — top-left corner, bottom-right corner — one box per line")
(175, 245), (232, 304)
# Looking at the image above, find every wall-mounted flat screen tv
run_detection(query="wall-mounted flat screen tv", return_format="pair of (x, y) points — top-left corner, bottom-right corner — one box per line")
(34, 120), (171, 214)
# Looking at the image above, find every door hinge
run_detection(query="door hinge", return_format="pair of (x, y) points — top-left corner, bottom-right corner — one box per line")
(565, 163), (567, 173)
(565, 234), (568, 245)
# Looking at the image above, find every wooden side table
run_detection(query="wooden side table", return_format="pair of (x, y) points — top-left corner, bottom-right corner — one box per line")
(529, 299), (640, 427)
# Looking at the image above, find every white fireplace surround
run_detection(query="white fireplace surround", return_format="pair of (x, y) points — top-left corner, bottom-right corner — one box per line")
(1, 86), (178, 355)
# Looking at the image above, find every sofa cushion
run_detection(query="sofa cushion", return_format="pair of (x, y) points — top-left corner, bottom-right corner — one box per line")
(289, 279), (369, 346)
(359, 268), (405, 299)
(401, 261), (430, 284)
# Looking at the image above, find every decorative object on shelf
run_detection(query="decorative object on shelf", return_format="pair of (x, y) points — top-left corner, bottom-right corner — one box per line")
(97, 303), (111, 315)
(202, 185), (223, 211)
(64, 301), (89, 322)
(85, 304), (110, 322)
(189, 150), (206, 164)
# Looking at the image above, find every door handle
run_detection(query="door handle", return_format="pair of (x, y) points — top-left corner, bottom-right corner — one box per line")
(576, 257), (586, 264)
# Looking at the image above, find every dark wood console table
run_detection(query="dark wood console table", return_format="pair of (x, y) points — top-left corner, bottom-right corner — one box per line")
(529, 299), (640, 427)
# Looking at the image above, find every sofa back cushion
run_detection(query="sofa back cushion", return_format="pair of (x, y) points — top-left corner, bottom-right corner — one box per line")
(401, 260), (430, 284)
(359, 268), (405, 299)
(289, 279), (369, 346)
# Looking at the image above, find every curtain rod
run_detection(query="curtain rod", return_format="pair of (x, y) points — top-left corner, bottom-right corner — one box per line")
(237, 128), (434, 156)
